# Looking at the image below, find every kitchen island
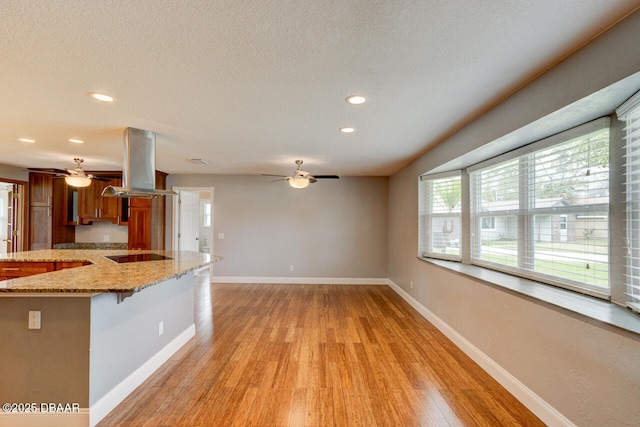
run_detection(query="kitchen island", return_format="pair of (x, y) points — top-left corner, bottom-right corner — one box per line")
(0, 249), (220, 427)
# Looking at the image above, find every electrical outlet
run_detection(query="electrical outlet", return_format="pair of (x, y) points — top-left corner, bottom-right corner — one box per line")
(103, 235), (110, 242)
(158, 321), (164, 336)
(218, 233), (225, 239)
(410, 281), (414, 289)
(289, 265), (294, 272)
(28, 311), (41, 329)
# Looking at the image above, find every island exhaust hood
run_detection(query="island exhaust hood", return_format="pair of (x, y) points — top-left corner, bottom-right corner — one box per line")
(101, 127), (177, 198)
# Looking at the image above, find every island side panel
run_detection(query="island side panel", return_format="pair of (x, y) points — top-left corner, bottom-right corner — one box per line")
(0, 296), (91, 405)
(89, 272), (196, 406)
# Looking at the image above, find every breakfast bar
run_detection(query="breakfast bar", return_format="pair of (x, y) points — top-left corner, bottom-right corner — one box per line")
(0, 249), (219, 427)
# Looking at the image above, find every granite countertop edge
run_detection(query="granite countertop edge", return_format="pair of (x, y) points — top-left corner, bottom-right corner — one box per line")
(0, 249), (221, 294)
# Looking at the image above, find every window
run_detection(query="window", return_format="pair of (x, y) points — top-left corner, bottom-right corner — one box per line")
(417, 86), (640, 312)
(469, 118), (610, 297)
(618, 91), (640, 312)
(481, 216), (496, 230)
(419, 171), (462, 261)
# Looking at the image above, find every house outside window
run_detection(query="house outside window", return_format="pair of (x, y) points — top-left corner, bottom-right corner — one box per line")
(481, 216), (496, 230)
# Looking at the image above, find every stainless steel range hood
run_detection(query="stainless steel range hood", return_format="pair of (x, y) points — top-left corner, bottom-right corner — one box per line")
(101, 127), (177, 198)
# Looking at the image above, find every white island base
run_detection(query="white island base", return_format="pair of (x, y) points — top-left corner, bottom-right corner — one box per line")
(0, 272), (196, 427)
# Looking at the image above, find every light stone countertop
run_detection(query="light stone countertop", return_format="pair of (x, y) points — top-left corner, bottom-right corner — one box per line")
(0, 249), (220, 294)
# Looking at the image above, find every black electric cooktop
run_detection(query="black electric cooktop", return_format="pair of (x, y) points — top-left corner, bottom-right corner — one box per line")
(104, 253), (172, 263)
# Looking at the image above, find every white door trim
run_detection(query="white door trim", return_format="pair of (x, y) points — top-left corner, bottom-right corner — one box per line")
(171, 186), (215, 276)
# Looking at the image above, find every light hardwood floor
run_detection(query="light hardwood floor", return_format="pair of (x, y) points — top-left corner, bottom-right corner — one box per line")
(98, 273), (544, 426)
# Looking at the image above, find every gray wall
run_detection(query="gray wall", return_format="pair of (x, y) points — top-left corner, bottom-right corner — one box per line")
(90, 273), (195, 404)
(388, 10), (640, 427)
(0, 296), (91, 406)
(0, 164), (28, 182)
(167, 175), (388, 279)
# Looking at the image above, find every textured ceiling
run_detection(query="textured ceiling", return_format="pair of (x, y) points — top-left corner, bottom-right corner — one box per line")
(1, 1), (639, 177)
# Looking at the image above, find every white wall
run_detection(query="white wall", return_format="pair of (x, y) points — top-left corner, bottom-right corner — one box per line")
(167, 175), (388, 280)
(388, 10), (640, 427)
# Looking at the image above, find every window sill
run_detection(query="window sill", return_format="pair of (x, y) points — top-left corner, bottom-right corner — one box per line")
(418, 257), (640, 336)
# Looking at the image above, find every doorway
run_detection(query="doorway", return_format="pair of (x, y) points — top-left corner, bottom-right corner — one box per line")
(172, 187), (215, 273)
(0, 180), (27, 254)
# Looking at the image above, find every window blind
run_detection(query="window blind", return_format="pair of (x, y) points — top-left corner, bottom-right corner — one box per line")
(419, 171), (462, 261)
(618, 91), (640, 312)
(469, 119), (610, 298)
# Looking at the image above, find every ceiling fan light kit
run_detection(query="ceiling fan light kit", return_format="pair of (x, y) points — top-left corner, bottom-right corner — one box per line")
(64, 158), (93, 187)
(65, 175), (92, 187)
(288, 177), (310, 189)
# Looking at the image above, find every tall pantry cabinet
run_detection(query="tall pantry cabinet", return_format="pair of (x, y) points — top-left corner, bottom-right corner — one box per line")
(28, 173), (75, 250)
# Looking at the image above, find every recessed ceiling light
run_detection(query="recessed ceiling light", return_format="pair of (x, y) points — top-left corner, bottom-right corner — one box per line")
(69, 139), (85, 144)
(18, 138), (35, 143)
(345, 95), (367, 105)
(339, 127), (356, 134)
(90, 92), (114, 102)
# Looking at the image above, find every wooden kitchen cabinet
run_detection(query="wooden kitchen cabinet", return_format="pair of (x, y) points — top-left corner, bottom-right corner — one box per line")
(29, 206), (52, 250)
(127, 172), (167, 250)
(55, 261), (91, 270)
(28, 173), (75, 250)
(29, 173), (53, 206)
(0, 262), (55, 279)
(0, 261), (88, 281)
(28, 170), (167, 250)
(78, 177), (121, 225)
(128, 199), (152, 250)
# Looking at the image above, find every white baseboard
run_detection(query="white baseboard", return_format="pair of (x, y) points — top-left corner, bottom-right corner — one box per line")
(211, 276), (388, 285)
(89, 324), (196, 427)
(385, 279), (575, 427)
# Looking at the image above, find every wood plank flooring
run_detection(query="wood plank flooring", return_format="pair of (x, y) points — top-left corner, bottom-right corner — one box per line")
(98, 274), (544, 426)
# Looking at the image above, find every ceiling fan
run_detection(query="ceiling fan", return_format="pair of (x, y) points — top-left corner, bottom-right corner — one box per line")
(27, 158), (110, 187)
(263, 160), (340, 189)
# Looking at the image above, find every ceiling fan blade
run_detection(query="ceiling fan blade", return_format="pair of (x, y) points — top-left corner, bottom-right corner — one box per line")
(312, 175), (340, 179)
(92, 176), (113, 182)
(264, 161), (340, 187)
(27, 168), (69, 176)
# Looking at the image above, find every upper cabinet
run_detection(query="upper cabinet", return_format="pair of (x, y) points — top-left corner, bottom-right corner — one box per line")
(29, 173), (53, 206)
(77, 176), (122, 225)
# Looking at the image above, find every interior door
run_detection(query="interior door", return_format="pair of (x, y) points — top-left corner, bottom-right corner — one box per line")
(178, 190), (200, 251)
(0, 182), (23, 254)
